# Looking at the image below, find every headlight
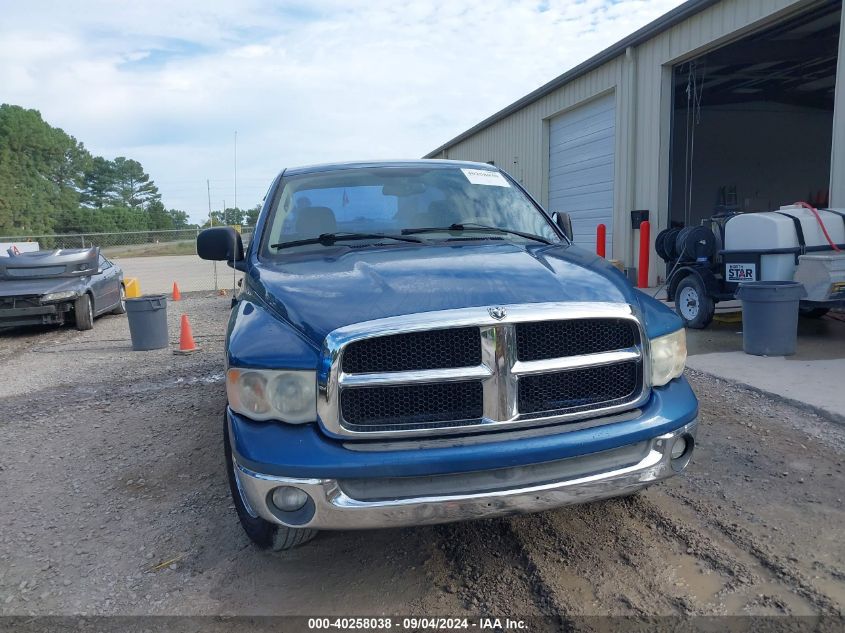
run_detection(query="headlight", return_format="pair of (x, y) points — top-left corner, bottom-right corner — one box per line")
(41, 291), (78, 303)
(650, 329), (687, 387)
(227, 368), (316, 423)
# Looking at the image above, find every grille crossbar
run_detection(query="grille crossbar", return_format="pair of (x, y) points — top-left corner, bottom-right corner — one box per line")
(319, 303), (647, 438)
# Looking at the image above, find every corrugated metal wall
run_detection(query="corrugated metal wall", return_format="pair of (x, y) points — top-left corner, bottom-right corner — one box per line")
(433, 59), (621, 198)
(433, 0), (832, 283)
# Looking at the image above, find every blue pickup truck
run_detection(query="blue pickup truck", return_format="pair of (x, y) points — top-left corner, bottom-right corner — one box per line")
(198, 160), (698, 551)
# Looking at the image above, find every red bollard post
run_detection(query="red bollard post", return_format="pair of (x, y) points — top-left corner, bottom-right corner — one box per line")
(596, 223), (606, 258)
(637, 221), (650, 288)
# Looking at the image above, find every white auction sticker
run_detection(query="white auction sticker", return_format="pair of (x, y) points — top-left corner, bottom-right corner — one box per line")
(461, 168), (510, 187)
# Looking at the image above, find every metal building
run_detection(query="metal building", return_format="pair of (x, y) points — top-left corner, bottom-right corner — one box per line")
(425, 0), (844, 284)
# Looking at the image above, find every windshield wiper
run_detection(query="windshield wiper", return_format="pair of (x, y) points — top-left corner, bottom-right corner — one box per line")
(272, 232), (423, 250)
(402, 223), (552, 245)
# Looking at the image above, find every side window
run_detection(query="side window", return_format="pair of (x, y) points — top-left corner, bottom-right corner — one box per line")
(98, 254), (112, 270)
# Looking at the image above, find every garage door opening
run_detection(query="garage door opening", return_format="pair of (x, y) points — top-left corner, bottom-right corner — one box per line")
(669, 3), (841, 232)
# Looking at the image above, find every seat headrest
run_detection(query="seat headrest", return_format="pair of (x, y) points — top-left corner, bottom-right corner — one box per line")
(295, 206), (337, 235)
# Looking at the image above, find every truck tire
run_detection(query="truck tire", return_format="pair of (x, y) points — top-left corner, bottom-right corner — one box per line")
(674, 275), (714, 329)
(223, 414), (317, 551)
(799, 306), (829, 319)
(74, 294), (94, 331)
(112, 284), (127, 315)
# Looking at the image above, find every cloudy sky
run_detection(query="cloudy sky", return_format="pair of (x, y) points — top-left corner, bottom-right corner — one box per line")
(1, 0), (684, 223)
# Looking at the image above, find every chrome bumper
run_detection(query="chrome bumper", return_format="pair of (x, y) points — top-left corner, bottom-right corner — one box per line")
(233, 420), (697, 530)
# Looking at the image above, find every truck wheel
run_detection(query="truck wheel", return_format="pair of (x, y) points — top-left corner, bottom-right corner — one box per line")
(223, 414), (317, 551)
(674, 275), (714, 329)
(112, 284), (127, 315)
(799, 306), (829, 319)
(74, 294), (94, 331)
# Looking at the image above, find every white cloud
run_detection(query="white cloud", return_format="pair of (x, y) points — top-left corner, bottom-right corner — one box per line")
(0, 0), (684, 222)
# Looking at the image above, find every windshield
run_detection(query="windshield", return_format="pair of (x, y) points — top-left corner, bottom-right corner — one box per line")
(262, 165), (561, 254)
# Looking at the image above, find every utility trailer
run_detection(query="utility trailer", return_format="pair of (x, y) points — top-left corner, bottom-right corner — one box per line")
(658, 205), (845, 328)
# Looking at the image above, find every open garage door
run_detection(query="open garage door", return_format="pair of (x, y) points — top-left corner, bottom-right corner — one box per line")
(669, 3), (840, 231)
(548, 93), (615, 256)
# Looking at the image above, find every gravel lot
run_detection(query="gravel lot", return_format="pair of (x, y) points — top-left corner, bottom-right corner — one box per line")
(1, 294), (843, 617)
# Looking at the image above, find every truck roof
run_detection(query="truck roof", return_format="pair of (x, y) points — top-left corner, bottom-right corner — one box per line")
(281, 159), (497, 177)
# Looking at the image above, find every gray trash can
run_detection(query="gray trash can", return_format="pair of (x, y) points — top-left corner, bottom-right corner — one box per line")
(735, 281), (806, 356)
(125, 294), (169, 351)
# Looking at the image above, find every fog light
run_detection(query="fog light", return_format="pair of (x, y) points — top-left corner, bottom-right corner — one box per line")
(671, 436), (688, 460)
(271, 486), (309, 512)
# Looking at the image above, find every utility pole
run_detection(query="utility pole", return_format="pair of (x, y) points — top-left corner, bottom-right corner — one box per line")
(234, 131), (238, 214)
(207, 178), (218, 292)
(206, 179), (213, 226)
(223, 200), (227, 226)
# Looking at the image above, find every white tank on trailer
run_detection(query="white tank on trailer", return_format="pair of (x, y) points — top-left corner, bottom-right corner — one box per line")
(723, 206), (845, 281)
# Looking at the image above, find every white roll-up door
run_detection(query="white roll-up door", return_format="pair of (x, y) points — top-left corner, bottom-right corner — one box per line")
(548, 94), (616, 256)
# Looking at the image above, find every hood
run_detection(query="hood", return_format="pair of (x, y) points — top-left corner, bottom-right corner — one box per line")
(0, 276), (85, 298)
(248, 242), (641, 345)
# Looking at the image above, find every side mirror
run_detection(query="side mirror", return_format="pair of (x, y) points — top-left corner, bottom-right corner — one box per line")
(552, 211), (573, 242)
(197, 227), (244, 262)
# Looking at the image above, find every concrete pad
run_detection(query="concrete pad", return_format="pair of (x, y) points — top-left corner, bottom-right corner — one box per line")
(686, 315), (845, 422)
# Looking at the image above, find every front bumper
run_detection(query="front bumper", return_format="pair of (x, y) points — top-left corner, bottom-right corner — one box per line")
(232, 419), (697, 530)
(0, 303), (66, 327)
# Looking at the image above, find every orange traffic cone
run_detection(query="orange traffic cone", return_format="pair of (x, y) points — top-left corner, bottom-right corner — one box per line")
(173, 314), (198, 354)
(172, 282), (182, 301)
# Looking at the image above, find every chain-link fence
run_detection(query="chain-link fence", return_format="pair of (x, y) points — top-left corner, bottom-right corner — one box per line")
(0, 227), (254, 294)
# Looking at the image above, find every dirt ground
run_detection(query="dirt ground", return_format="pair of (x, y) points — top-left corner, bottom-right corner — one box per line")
(0, 293), (843, 618)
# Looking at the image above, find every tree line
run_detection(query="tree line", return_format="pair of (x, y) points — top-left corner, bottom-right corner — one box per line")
(207, 206), (261, 228)
(0, 104), (257, 237)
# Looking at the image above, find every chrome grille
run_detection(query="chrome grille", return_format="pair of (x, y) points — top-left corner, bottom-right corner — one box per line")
(516, 318), (638, 361)
(518, 361), (640, 415)
(342, 327), (480, 373)
(341, 382), (484, 431)
(319, 302), (648, 438)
